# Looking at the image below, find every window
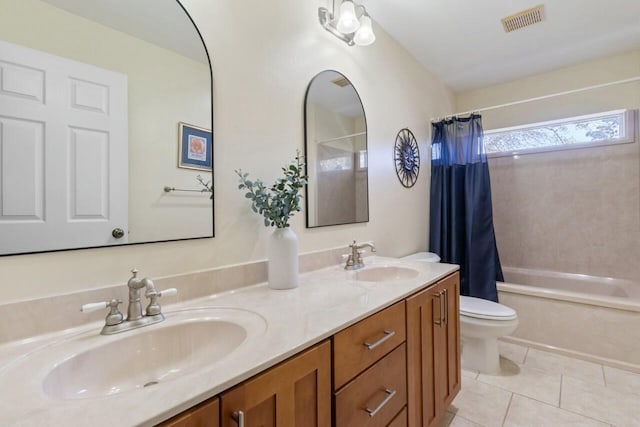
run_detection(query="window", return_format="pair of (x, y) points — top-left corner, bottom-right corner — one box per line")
(483, 109), (637, 157)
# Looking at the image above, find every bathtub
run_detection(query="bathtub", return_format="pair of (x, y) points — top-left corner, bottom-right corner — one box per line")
(497, 266), (640, 371)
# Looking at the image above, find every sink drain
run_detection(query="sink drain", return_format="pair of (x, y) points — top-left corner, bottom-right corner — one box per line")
(143, 381), (159, 388)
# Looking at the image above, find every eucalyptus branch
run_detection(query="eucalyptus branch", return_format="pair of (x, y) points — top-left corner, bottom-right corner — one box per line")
(196, 175), (213, 200)
(236, 151), (308, 228)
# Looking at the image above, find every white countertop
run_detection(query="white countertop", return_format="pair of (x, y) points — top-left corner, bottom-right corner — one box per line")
(0, 257), (458, 426)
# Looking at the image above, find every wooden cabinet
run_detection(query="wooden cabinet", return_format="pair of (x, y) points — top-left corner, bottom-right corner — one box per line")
(158, 272), (460, 427)
(406, 273), (461, 427)
(219, 340), (331, 427)
(333, 301), (406, 389)
(388, 407), (408, 427)
(158, 397), (219, 427)
(333, 301), (408, 427)
(335, 344), (407, 427)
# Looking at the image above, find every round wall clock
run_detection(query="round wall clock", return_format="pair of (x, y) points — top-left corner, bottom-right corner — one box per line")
(394, 128), (420, 188)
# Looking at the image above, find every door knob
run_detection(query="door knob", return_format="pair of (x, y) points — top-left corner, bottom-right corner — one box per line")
(112, 228), (125, 239)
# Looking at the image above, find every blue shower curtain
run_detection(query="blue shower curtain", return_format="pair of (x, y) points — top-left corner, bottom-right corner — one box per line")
(429, 114), (503, 302)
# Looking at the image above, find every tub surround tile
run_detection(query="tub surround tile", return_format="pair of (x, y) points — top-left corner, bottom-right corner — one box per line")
(603, 365), (640, 396)
(449, 378), (513, 427)
(524, 348), (605, 385)
(561, 376), (640, 426)
(477, 364), (561, 406)
(503, 394), (609, 427)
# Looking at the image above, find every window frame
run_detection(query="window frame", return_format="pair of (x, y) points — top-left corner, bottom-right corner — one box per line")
(483, 109), (637, 158)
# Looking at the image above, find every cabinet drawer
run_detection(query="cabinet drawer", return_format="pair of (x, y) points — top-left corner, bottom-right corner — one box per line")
(334, 301), (406, 389)
(388, 407), (408, 427)
(335, 343), (407, 427)
(158, 397), (219, 427)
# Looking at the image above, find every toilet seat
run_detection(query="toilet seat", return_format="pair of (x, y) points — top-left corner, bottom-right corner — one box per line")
(460, 296), (517, 321)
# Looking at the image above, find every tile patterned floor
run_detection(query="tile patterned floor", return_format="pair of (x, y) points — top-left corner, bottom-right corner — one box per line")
(441, 341), (640, 427)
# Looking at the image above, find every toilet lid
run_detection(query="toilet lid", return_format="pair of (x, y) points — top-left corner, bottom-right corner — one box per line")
(459, 296), (517, 321)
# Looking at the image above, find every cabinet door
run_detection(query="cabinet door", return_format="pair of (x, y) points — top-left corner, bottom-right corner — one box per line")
(406, 272), (461, 427)
(439, 273), (461, 410)
(220, 340), (331, 427)
(158, 397), (219, 427)
(406, 284), (438, 427)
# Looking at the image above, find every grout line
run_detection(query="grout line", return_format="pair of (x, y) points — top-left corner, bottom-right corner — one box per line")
(517, 391), (616, 426)
(454, 413), (486, 427)
(509, 391), (561, 410)
(501, 393), (514, 427)
(559, 374), (563, 408)
(601, 364), (607, 387)
(557, 404), (615, 425)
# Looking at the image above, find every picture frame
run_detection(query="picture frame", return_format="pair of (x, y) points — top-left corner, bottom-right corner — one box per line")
(178, 122), (213, 171)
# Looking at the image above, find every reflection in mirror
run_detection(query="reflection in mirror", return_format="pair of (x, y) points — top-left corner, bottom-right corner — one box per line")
(0, 0), (213, 255)
(304, 70), (369, 228)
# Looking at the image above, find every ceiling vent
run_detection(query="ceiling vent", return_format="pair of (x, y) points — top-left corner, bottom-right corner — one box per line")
(501, 5), (545, 33)
(331, 76), (351, 88)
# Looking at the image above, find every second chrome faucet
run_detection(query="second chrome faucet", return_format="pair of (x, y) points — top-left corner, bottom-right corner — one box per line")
(345, 240), (376, 270)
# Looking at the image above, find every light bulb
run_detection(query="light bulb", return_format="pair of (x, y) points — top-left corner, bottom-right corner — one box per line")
(336, 1), (360, 34)
(354, 14), (375, 46)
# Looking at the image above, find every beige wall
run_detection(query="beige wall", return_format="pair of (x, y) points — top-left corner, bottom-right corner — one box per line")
(456, 50), (640, 280)
(0, 0), (212, 244)
(0, 0), (454, 303)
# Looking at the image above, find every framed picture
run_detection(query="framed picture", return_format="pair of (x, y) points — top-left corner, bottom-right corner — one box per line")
(178, 122), (212, 171)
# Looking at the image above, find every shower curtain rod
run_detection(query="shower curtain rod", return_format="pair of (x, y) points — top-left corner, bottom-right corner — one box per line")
(431, 75), (640, 122)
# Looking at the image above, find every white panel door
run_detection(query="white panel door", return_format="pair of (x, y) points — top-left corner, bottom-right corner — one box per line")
(0, 40), (128, 254)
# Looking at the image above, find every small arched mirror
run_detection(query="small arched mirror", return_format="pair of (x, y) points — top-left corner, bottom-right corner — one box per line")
(304, 70), (369, 228)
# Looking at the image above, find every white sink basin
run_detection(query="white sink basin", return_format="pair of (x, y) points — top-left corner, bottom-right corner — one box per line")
(354, 266), (420, 282)
(8, 308), (266, 400)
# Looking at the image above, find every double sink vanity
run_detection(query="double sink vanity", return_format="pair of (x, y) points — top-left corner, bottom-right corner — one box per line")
(0, 256), (460, 426)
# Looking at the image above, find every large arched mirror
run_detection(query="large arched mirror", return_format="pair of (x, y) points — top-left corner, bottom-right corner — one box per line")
(0, 0), (213, 255)
(304, 70), (369, 228)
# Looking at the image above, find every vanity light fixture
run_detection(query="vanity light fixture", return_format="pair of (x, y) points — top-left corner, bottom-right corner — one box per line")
(319, 0), (376, 47)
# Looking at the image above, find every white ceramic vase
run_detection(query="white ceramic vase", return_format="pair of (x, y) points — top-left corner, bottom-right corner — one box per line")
(268, 227), (299, 290)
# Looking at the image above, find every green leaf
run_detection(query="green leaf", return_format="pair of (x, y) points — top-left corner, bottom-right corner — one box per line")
(245, 192), (253, 198)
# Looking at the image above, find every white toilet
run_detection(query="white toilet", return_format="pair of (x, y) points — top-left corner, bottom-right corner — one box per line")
(404, 252), (518, 374)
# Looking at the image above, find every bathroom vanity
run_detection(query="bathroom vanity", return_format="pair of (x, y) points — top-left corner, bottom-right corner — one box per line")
(0, 258), (459, 427)
(159, 269), (460, 427)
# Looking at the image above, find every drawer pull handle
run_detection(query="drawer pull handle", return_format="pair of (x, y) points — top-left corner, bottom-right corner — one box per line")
(443, 288), (449, 326)
(363, 330), (395, 350)
(364, 388), (397, 417)
(231, 410), (245, 427)
(434, 290), (444, 326)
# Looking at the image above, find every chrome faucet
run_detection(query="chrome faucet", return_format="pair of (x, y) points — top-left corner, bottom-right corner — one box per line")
(81, 269), (177, 335)
(345, 240), (376, 270)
